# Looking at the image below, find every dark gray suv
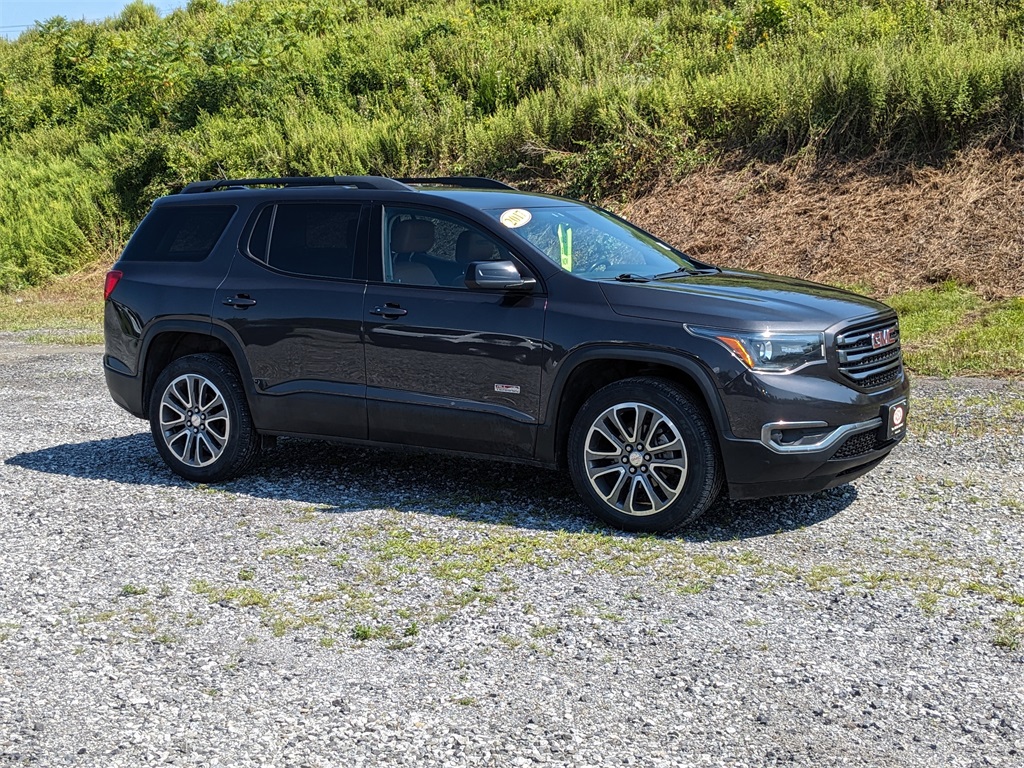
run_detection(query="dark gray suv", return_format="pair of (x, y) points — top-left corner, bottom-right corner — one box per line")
(103, 175), (909, 532)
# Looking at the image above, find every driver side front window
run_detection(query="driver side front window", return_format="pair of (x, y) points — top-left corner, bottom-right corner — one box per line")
(383, 207), (505, 287)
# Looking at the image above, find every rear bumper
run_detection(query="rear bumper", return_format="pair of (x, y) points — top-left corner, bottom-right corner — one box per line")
(104, 358), (145, 419)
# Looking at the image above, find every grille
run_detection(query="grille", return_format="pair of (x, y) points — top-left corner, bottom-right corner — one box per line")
(830, 430), (886, 461)
(835, 318), (903, 389)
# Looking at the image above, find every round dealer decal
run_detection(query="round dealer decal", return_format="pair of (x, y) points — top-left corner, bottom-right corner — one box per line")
(892, 405), (905, 427)
(499, 208), (532, 228)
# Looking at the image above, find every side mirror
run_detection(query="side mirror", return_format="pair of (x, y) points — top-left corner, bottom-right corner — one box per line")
(465, 260), (536, 291)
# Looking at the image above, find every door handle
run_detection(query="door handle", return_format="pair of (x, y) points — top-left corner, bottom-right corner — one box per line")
(223, 295), (257, 308)
(370, 304), (408, 318)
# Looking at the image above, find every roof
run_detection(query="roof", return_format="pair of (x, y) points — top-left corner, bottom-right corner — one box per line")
(169, 175), (580, 210)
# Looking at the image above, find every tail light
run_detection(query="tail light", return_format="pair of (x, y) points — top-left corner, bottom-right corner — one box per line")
(104, 270), (123, 300)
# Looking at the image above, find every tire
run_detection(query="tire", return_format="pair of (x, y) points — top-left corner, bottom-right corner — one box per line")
(567, 377), (722, 533)
(148, 353), (261, 483)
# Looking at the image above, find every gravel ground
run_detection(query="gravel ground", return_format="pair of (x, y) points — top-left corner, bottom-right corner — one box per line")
(1, 337), (1022, 767)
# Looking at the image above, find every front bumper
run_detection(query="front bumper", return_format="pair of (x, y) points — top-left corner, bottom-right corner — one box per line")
(721, 427), (904, 500)
(716, 369), (910, 500)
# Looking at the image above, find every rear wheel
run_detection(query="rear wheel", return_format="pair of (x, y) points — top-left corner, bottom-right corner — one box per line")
(568, 377), (722, 532)
(148, 353), (261, 483)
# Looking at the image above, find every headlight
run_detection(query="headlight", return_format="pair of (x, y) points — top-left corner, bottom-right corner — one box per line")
(688, 327), (825, 372)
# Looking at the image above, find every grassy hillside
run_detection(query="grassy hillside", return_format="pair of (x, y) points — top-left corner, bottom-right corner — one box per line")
(3, 0), (1024, 290)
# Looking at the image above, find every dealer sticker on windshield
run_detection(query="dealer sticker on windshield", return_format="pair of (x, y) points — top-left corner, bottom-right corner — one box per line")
(499, 208), (532, 229)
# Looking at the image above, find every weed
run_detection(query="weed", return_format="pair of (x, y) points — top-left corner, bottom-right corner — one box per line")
(675, 579), (713, 595)
(191, 580), (272, 608)
(529, 624), (560, 639)
(917, 593), (941, 616)
(262, 542), (332, 562)
(993, 611), (1024, 651)
(351, 623), (392, 641)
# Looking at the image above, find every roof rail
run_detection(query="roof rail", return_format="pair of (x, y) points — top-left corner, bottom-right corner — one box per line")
(397, 176), (516, 191)
(179, 176), (414, 194)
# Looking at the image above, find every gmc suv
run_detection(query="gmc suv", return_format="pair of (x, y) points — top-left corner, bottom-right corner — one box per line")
(103, 175), (909, 532)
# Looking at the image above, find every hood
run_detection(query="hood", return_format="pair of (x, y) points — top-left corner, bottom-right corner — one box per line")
(599, 269), (893, 332)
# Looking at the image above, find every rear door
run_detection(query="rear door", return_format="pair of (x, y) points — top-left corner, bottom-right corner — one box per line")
(212, 201), (369, 439)
(363, 205), (548, 459)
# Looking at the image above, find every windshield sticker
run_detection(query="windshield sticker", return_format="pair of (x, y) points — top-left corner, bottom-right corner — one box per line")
(499, 208), (532, 229)
(557, 223), (573, 272)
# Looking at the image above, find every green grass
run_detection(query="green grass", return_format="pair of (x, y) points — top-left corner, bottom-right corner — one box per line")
(887, 282), (1024, 376)
(59, 502), (1023, 651)
(351, 623), (392, 641)
(190, 579), (273, 608)
(994, 610), (1024, 651)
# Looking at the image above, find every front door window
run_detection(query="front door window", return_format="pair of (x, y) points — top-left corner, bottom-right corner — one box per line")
(383, 207), (506, 287)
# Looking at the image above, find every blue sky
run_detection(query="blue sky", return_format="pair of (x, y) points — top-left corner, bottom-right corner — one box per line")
(1, 1), (186, 38)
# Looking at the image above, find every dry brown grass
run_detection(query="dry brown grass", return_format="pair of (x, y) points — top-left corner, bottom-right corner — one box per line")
(622, 148), (1024, 299)
(0, 262), (105, 341)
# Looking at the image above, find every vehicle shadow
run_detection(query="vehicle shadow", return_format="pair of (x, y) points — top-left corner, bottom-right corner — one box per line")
(6, 434), (855, 542)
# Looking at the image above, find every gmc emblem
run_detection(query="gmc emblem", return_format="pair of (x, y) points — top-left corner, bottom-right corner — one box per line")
(871, 327), (896, 349)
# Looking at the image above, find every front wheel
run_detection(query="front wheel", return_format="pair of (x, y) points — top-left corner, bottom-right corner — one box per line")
(148, 353), (261, 483)
(568, 377), (722, 532)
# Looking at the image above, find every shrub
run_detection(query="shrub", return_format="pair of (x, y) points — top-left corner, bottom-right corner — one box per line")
(4, 0), (1024, 287)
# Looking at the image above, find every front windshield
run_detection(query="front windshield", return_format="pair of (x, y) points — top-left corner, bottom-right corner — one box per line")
(486, 204), (699, 278)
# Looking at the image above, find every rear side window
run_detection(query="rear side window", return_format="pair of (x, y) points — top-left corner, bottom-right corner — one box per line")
(247, 206), (273, 262)
(121, 205), (235, 262)
(263, 203), (361, 280)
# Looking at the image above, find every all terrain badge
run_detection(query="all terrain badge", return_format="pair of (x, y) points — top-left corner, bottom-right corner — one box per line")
(494, 384), (521, 394)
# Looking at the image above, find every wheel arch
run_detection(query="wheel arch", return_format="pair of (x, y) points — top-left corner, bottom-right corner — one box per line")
(140, 322), (252, 414)
(539, 347), (728, 471)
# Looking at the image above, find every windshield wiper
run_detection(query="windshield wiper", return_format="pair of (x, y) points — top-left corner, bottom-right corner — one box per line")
(611, 273), (652, 283)
(651, 266), (720, 280)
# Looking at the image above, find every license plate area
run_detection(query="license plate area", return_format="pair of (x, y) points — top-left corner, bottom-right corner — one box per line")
(881, 399), (908, 441)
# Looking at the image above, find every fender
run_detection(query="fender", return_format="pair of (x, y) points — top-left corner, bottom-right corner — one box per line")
(534, 343), (731, 467)
(137, 317), (258, 412)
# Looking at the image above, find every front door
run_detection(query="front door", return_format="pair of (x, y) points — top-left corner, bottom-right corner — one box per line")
(363, 205), (547, 459)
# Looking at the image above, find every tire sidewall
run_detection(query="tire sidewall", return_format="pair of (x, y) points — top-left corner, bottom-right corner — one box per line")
(568, 378), (720, 532)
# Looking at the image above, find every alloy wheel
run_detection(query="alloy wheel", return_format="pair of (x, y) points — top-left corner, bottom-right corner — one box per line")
(583, 401), (688, 517)
(158, 373), (231, 468)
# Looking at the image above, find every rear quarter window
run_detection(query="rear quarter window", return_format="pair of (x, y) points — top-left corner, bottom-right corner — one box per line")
(120, 205), (236, 262)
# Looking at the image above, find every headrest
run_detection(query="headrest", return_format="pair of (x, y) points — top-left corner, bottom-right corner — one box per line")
(455, 230), (497, 264)
(391, 219), (435, 253)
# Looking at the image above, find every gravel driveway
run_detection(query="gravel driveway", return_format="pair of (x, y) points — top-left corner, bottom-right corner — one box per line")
(1, 337), (1022, 767)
